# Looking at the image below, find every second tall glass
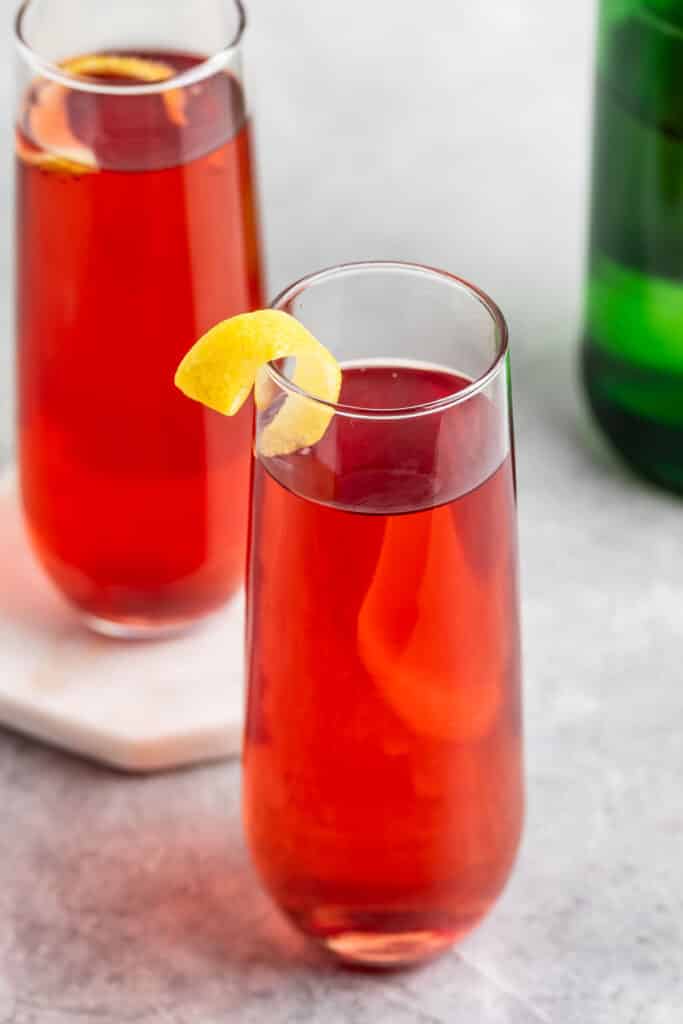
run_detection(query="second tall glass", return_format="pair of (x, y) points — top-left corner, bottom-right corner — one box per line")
(243, 263), (524, 967)
(14, 0), (262, 635)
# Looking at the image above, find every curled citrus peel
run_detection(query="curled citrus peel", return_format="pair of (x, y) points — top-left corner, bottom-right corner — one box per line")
(15, 133), (94, 175)
(174, 310), (342, 457)
(357, 511), (503, 742)
(62, 55), (176, 82)
(16, 54), (185, 173)
(61, 56), (186, 126)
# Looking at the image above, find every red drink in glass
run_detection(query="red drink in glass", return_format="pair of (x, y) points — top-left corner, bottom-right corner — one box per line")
(15, 2), (261, 635)
(243, 264), (524, 967)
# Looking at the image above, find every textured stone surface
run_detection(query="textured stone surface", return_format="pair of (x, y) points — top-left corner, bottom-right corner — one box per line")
(1, 0), (683, 1020)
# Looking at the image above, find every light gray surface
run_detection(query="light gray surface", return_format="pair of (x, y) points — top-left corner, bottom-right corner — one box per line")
(2, 0), (683, 1021)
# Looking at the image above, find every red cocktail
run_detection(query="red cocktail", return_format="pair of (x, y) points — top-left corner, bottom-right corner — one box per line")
(243, 264), (524, 966)
(15, 1), (261, 635)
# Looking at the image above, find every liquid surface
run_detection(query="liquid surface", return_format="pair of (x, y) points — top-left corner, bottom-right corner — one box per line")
(262, 363), (508, 516)
(583, 7), (683, 490)
(16, 52), (263, 628)
(244, 364), (523, 965)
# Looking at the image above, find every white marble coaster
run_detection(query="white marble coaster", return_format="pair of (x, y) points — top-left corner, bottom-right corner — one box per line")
(0, 467), (244, 773)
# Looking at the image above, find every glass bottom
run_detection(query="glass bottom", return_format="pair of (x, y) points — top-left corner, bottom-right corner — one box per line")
(321, 927), (461, 968)
(80, 611), (206, 641)
(284, 904), (480, 969)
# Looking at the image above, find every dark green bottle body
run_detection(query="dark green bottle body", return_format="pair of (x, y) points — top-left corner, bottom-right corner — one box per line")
(583, 0), (683, 492)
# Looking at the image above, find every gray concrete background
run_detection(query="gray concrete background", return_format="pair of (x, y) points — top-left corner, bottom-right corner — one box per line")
(2, 1), (683, 1021)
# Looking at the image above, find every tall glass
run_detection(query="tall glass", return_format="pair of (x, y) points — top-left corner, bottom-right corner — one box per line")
(243, 263), (524, 967)
(582, 0), (683, 492)
(14, 0), (263, 636)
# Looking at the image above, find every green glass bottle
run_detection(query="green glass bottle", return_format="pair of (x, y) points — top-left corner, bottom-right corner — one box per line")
(582, 0), (683, 492)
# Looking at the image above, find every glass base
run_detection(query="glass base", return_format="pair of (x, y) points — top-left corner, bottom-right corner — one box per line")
(80, 612), (206, 641)
(321, 928), (460, 968)
(283, 900), (486, 969)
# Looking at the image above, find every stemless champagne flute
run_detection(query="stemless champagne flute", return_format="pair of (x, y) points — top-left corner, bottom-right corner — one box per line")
(14, 0), (262, 636)
(243, 262), (524, 967)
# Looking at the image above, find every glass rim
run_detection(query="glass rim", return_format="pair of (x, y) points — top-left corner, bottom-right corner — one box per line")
(268, 260), (510, 421)
(13, 0), (246, 95)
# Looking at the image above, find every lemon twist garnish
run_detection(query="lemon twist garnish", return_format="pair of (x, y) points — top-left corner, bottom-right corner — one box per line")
(15, 133), (94, 175)
(62, 55), (176, 82)
(16, 54), (186, 173)
(174, 310), (342, 457)
(61, 55), (186, 126)
(357, 512), (503, 742)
